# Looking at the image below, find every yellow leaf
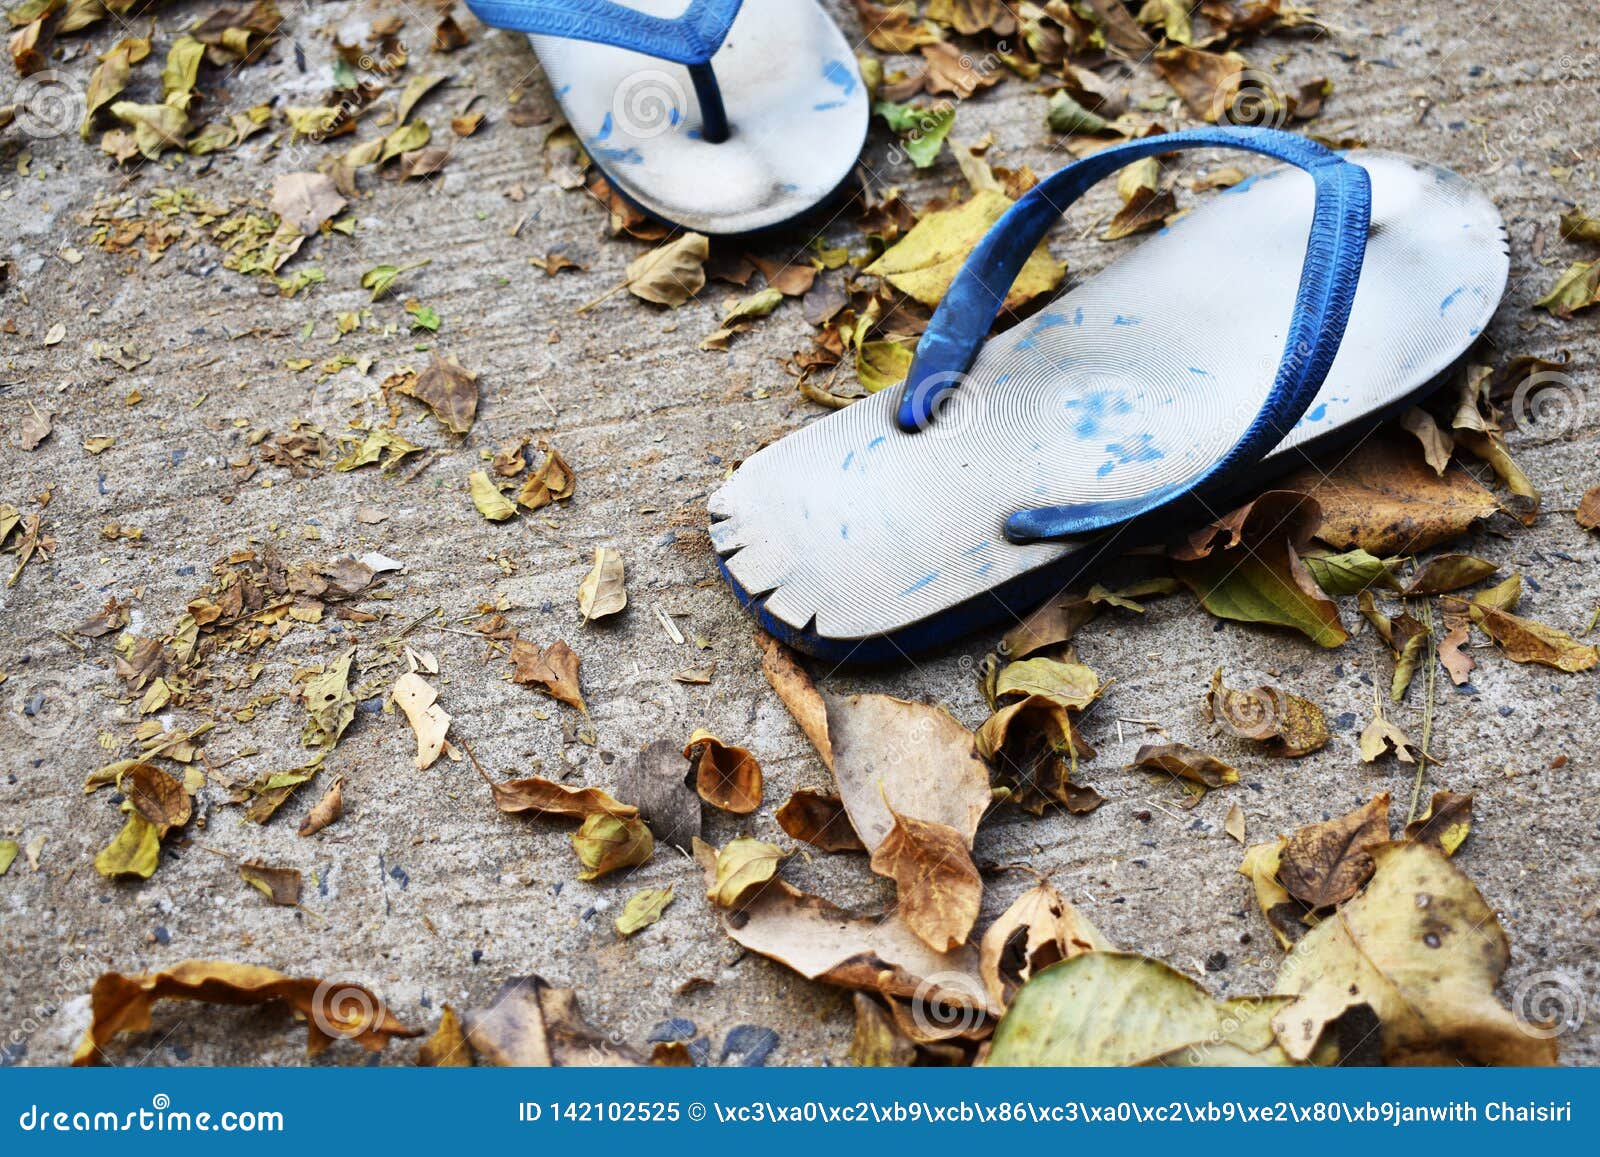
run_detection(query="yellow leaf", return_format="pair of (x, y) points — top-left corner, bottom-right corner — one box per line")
(94, 813), (161, 879)
(469, 470), (517, 521)
(865, 189), (1063, 309)
(615, 886), (674, 936)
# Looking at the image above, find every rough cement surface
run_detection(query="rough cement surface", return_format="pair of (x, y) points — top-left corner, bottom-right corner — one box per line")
(1, 1), (1597, 1067)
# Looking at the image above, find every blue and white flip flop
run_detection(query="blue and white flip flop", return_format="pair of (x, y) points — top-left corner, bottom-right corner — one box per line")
(710, 127), (1509, 662)
(466, 0), (869, 234)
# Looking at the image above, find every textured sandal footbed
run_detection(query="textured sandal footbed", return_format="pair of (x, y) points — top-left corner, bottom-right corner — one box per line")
(709, 151), (1509, 659)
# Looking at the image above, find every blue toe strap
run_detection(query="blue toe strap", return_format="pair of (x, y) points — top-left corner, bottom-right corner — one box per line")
(466, 0), (741, 140)
(895, 126), (1372, 543)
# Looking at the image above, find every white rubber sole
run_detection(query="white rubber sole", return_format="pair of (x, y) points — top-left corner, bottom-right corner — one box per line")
(710, 152), (1509, 641)
(531, 0), (868, 234)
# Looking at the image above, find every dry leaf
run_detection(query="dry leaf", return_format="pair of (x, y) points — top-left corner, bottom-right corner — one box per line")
(300, 650), (356, 748)
(18, 407), (51, 450)
(615, 739), (700, 847)
(269, 172), (347, 236)
(94, 814), (161, 879)
(1400, 406), (1454, 475)
(469, 471), (517, 521)
(1154, 46), (1247, 120)
(683, 729), (762, 814)
(464, 976), (645, 1066)
(1238, 838), (1313, 950)
(704, 836), (788, 908)
(572, 814), (653, 880)
(515, 445), (576, 510)
(979, 881), (1109, 1010)
(1404, 553), (1497, 595)
(577, 547), (626, 622)
(616, 886), (674, 936)
(1129, 742), (1239, 789)
(710, 876), (995, 1016)
(1358, 591), (1430, 701)
(418, 1005), (471, 1066)
(1206, 670), (1329, 757)
(865, 190), (1064, 311)
(976, 695), (1099, 815)
(1469, 604), (1598, 673)
(775, 788), (865, 852)
(1437, 622), (1475, 686)
(393, 671), (451, 769)
(239, 860), (303, 906)
(755, 631), (832, 769)
(398, 354), (478, 434)
(1280, 433), (1499, 555)
(1358, 700), (1415, 764)
(484, 775), (638, 820)
(1577, 484), (1600, 530)
(1225, 803), (1246, 843)
(825, 694), (991, 852)
(73, 961), (417, 1065)
(850, 992), (917, 1066)
(1403, 791), (1472, 856)
(231, 758), (323, 825)
(625, 233), (710, 307)
(869, 807), (982, 952)
(1272, 842), (1557, 1065)
(510, 638), (585, 710)
(1277, 793), (1390, 910)
(117, 762), (191, 836)
(987, 952), (1295, 1066)
(298, 775), (345, 836)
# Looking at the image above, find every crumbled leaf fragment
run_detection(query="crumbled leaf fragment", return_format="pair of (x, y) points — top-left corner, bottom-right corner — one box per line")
(239, 860), (303, 906)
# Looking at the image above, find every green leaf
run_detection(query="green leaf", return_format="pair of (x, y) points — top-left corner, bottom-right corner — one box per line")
(361, 259), (431, 301)
(986, 952), (1295, 1066)
(1302, 548), (1395, 596)
(874, 99), (956, 168)
(1046, 90), (1110, 135)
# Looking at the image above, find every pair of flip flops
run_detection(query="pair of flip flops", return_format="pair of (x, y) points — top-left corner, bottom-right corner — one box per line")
(470, 2), (1510, 662)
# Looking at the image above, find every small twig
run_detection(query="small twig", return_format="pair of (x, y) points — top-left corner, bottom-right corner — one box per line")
(1408, 597), (1440, 824)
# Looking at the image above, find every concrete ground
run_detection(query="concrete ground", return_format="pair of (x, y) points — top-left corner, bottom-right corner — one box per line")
(1, 0), (1596, 1067)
